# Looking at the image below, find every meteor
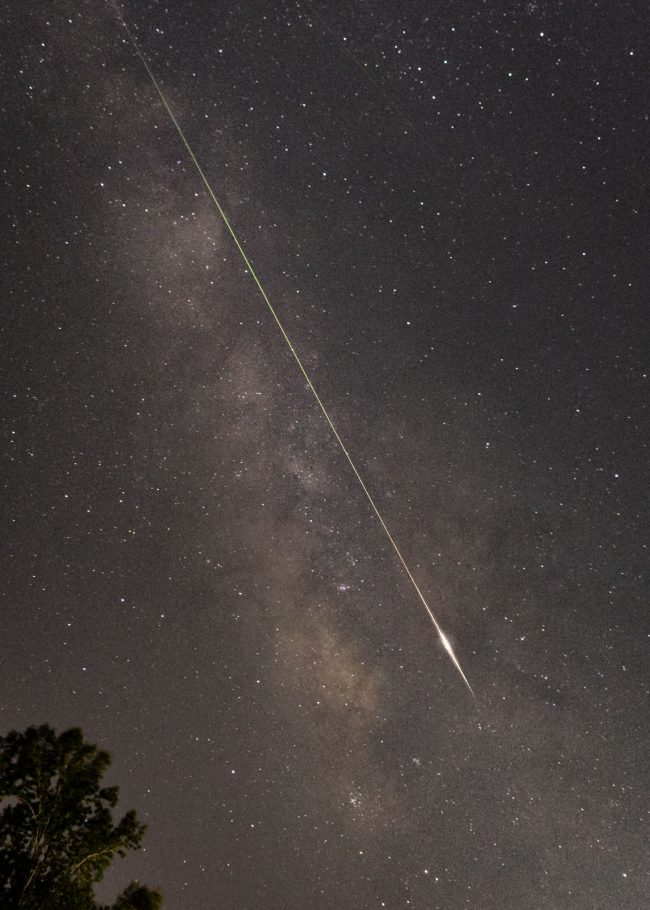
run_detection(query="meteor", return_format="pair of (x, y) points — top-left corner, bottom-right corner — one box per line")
(439, 632), (475, 697)
(112, 5), (475, 697)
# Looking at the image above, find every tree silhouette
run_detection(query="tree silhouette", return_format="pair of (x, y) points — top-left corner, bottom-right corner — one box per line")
(104, 882), (163, 910)
(0, 725), (161, 909)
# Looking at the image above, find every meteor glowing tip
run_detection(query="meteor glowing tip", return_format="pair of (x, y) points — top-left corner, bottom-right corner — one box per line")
(439, 632), (454, 656)
(439, 631), (476, 698)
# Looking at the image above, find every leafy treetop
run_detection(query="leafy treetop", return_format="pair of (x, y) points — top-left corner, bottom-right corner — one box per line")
(0, 724), (161, 910)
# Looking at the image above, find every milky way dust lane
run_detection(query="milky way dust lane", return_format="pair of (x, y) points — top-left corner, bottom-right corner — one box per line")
(112, 5), (475, 698)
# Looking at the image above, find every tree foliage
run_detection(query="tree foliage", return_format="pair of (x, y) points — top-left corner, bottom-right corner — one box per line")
(105, 882), (163, 910)
(0, 725), (160, 909)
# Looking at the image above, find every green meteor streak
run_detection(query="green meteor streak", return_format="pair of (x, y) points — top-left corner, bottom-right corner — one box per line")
(112, 3), (475, 697)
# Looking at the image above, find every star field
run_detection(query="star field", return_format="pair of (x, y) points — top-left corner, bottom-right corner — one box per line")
(1, 2), (648, 908)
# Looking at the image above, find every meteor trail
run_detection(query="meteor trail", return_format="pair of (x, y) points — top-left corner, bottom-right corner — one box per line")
(112, 5), (475, 697)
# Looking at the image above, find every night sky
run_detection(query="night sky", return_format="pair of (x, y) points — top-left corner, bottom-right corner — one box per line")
(2, 1), (648, 907)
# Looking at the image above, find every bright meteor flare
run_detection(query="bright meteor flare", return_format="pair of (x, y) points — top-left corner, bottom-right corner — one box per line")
(113, 4), (475, 697)
(439, 632), (475, 697)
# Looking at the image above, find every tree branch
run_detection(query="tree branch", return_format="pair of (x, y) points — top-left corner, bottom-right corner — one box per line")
(69, 843), (119, 875)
